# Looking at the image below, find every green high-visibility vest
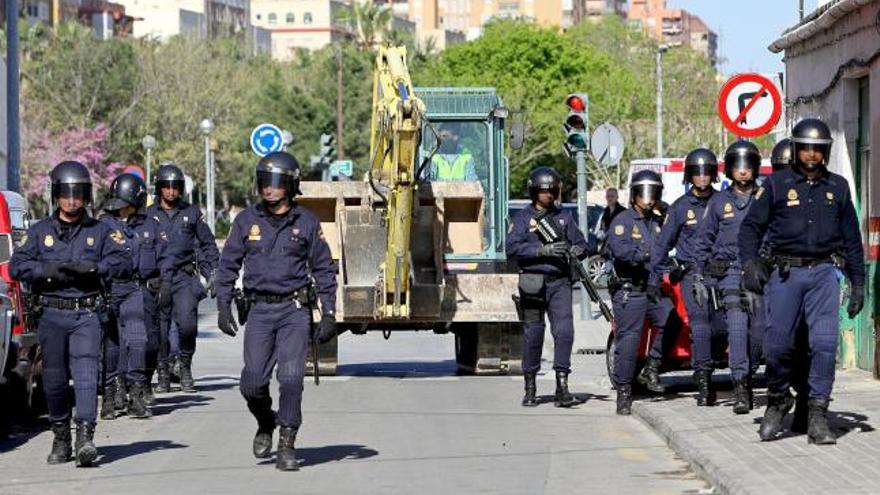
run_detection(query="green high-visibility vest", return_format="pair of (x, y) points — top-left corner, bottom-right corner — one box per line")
(432, 153), (472, 180)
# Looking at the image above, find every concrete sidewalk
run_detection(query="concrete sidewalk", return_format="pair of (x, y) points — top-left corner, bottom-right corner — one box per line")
(633, 369), (880, 495)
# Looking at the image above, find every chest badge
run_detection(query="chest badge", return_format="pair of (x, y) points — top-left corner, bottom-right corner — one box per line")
(183, 216), (189, 223)
(631, 225), (642, 240)
(110, 230), (126, 245)
(292, 227), (300, 236)
(614, 225), (624, 236)
(44, 234), (54, 247)
(787, 188), (800, 207)
(249, 224), (262, 241)
(826, 191), (834, 201)
(160, 231), (168, 241)
(723, 202), (735, 219)
(528, 218), (538, 232)
(86, 237), (95, 247)
(686, 209), (697, 225)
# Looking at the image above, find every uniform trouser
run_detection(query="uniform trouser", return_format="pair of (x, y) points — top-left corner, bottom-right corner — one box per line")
(681, 274), (713, 372)
(38, 307), (101, 423)
(239, 301), (310, 428)
(143, 289), (160, 373)
(104, 287), (149, 383)
(763, 264), (839, 401)
(718, 273), (764, 381)
(158, 273), (201, 363)
(521, 278), (574, 374)
(612, 290), (675, 386)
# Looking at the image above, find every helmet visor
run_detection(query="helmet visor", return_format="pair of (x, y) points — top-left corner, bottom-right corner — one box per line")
(54, 183), (91, 202)
(632, 183), (662, 202)
(256, 171), (295, 192)
(156, 179), (184, 192)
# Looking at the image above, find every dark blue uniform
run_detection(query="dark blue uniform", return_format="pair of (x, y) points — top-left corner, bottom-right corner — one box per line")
(739, 168), (864, 401)
(649, 189), (713, 372)
(216, 203), (336, 429)
(607, 209), (675, 386)
(506, 205), (588, 374)
(10, 214), (131, 423)
(693, 187), (762, 381)
(146, 202), (219, 366)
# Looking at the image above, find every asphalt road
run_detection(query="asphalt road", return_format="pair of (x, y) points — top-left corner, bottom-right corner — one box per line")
(0, 307), (708, 495)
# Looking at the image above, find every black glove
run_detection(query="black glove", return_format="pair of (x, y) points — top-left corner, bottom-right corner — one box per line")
(43, 262), (70, 282)
(157, 279), (173, 309)
(847, 285), (865, 319)
(692, 275), (709, 308)
(647, 284), (662, 303)
(538, 242), (568, 258)
(206, 273), (217, 299)
(570, 245), (586, 260)
(668, 265), (686, 284)
(742, 258), (770, 293)
(60, 261), (98, 276)
(316, 314), (338, 344)
(217, 302), (238, 337)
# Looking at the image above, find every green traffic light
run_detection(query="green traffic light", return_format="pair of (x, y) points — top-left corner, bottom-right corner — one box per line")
(567, 131), (587, 149)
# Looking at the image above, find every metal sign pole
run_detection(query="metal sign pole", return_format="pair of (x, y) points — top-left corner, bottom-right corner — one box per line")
(576, 149), (593, 321)
(6, 0), (21, 193)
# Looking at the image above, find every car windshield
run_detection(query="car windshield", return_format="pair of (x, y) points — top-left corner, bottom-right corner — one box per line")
(421, 121), (489, 183)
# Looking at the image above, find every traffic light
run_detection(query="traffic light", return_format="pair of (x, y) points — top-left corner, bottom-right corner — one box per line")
(563, 93), (589, 156)
(319, 133), (335, 164)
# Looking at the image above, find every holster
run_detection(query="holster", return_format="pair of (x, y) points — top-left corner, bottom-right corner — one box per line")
(517, 273), (546, 323)
(705, 260), (732, 278)
(94, 296), (112, 325)
(233, 289), (250, 325)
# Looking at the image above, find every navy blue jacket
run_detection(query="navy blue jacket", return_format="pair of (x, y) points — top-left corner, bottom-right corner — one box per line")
(146, 201), (219, 279)
(505, 204), (589, 277)
(649, 189), (712, 284)
(101, 213), (173, 282)
(607, 208), (666, 282)
(216, 203), (337, 314)
(739, 167), (865, 286)
(691, 187), (757, 273)
(11, 212), (131, 298)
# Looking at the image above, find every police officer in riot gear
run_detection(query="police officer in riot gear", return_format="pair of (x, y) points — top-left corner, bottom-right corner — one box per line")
(649, 148), (718, 406)
(771, 138), (793, 172)
(692, 140), (764, 415)
(146, 163), (219, 393)
(215, 151), (337, 471)
(10, 161), (131, 466)
(740, 117), (864, 444)
(506, 167), (589, 408)
(608, 170), (676, 415)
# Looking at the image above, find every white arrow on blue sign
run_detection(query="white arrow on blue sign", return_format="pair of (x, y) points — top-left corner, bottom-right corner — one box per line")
(250, 123), (285, 157)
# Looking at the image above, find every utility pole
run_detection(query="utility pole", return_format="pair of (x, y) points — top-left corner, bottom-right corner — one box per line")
(6, 0), (20, 193)
(336, 45), (344, 159)
(52, 0), (61, 29)
(799, 0), (805, 21)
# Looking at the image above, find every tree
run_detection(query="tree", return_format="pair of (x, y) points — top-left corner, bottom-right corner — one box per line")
(335, 3), (393, 50)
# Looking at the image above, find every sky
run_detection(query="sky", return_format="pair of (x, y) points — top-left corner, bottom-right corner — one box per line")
(666, 1), (825, 76)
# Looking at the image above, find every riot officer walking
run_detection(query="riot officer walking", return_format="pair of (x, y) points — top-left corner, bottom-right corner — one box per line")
(146, 164), (219, 393)
(10, 161), (131, 466)
(215, 151), (338, 471)
(607, 170), (676, 415)
(649, 149), (718, 406)
(692, 140), (764, 414)
(771, 138), (793, 173)
(740, 118), (864, 445)
(506, 167), (589, 408)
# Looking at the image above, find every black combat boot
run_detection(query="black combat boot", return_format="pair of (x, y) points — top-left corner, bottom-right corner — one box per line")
(276, 427), (299, 471)
(807, 399), (836, 445)
(46, 420), (72, 464)
(179, 356), (196, 392)
(74, 421), (97, 467)
(155, 363), (171, 394)
(616, 384), (633, 415)
(791, 392), (809, 434)
(745, 376), (755, 410)
(127, 382), (152, 419)
(554, 371), (577, 408)
(759, 391), (794, 441)
(113, 375), (127, 411)
(693, 369), (715, 406)
(521, 372), (537, 407)
(732, 379), (750, 415)
(637, 358), (666, 394)
(101, 380), (117, 420)
(252, 411), (277, 459)
(143, 381), (156, 406)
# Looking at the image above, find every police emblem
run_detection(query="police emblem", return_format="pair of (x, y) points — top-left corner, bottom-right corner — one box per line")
(86, 237), (95, 247)
(631, 225), (642, 239)
(160, 231), (168, 241)
(110, 230), (126, 245)
(826, 191), (834, 201)
(787, 188), (800, 206)
(292, 228), (300, 236)
(614, 225), (624, 236)
(183, 216), (189, 223)
(723, 203), (735, 219)
(687, 209), (696, 220)
(44, 235), (54, 247)
(249, 224), (261, 241)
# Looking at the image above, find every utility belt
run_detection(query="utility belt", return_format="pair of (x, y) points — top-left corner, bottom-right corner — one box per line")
(607, 275), (647, 294)
(704, 259), (734, 278)
(39, 295), (102, 310)
(772, 254), (839, 269)
(245, 287), (314, 307)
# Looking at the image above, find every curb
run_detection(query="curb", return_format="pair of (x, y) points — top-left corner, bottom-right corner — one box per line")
(632, 402), (753, 495)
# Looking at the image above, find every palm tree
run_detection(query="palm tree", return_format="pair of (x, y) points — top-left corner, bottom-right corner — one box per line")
(335, 2), (393, 50)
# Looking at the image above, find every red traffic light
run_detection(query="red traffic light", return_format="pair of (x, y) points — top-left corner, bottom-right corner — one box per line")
(566, 94), (586, 112)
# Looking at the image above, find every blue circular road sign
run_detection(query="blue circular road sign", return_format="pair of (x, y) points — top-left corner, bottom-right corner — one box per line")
(250, 123), (285, 157)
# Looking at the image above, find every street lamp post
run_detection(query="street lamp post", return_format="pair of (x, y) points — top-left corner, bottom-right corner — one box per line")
(142, 135), (156, 190)
(656, 44), (668, 158)
(199, 119), (215, 233)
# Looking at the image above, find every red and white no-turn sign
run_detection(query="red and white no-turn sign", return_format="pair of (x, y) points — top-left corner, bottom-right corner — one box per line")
(717, 73), (782, 138)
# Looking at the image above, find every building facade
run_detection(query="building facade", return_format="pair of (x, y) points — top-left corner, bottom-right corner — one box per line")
(627, 0), (717, 65)
(769, 0), (880, 376)
(115, 0), (250, 40)
(251, 0), (351, 58)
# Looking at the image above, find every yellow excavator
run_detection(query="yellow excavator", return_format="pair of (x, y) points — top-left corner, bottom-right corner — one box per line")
(299, 45), (522, 374)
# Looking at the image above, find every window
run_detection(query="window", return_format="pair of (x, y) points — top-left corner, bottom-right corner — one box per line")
(256, 13), (261, 20)
(303, 12), (313, 24)
(268, 13), (277, 25)
(286, 12), (295, 24)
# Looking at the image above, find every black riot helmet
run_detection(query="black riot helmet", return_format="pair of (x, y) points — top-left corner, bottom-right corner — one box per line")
(723, 140), (761, 181)
(791, 117), (832, 171)
(527, 167), (562, 201)
(630, 169), (663, 207)
(50, 161), (93, 205)
(154, 163), (185, 193)
(105, 173), (147, 211)
(683, 148), (719, 184)
(771, 138), (793, 172)
(256, 151), (302, 198)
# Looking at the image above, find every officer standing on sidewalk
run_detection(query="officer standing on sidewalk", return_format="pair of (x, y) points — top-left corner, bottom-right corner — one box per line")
(692, 140), (763, 415)
(146, 163), (219, 393)
(215, 151), (338, 471)
(10, 161), (131, 467)
(740, 118), (864, 445)
(608, 170), (676, 415)
(649, 148), (718, 406)
(506, 167), (589, 409)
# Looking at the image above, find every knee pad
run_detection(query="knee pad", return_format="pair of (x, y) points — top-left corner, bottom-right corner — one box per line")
(276, 360), (305, 387)
(239, 371), (269, 400)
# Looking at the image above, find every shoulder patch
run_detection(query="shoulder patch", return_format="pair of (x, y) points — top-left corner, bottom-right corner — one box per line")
(110, 230), (126, 245)
(44, 234), (54, 247)
(755, 186), (764, 200)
